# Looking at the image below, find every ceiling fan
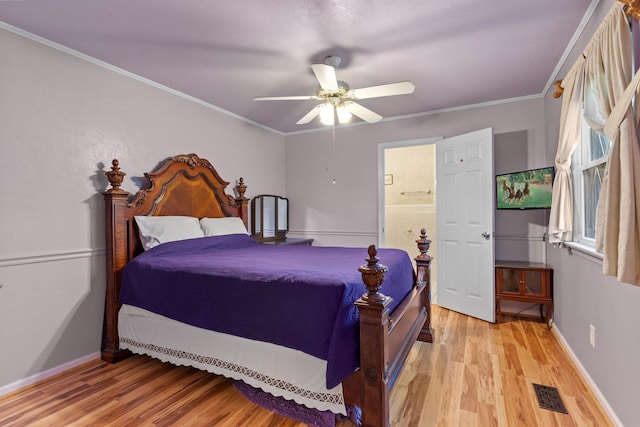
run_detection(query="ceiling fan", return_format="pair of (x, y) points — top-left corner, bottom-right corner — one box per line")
(253, 55), (415, 126)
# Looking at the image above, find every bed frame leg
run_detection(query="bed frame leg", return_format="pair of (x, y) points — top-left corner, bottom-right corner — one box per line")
(355, 245), (393, 427)
(355, 298), (392, 427)
(415, 228), (433, 343)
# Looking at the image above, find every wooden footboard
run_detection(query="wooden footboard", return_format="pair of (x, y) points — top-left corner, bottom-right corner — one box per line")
(343, 230), (433, 427)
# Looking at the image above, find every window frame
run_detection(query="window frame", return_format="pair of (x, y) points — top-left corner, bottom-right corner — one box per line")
(571, 120), (610, 247)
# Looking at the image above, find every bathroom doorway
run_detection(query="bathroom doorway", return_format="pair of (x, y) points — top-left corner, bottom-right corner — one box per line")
(378, 138), (440, 303)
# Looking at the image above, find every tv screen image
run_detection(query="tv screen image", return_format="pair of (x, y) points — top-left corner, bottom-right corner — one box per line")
(496, 166), (554, 210)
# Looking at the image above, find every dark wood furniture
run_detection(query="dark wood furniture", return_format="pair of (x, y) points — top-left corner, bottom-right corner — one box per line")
(260, 237), (313, 246)
(495, 260), (553, 326)
(251, 194), (289, 242)
(102, 153), (433, 427)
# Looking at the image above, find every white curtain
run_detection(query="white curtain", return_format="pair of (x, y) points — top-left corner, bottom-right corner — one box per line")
(551, 2), (640, 285)
(596, 41), (640, 286)
(548, 59), (585, 243)
(581, 4), (639, 286)
(583, 4), (632, 135)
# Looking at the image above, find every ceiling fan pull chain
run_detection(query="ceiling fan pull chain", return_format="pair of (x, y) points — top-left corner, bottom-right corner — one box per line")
(332, 124), (337, 184)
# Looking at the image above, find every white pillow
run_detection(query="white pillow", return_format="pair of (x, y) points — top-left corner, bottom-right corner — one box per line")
(134, 215), (205, 250)
(199, 217), (249, 237)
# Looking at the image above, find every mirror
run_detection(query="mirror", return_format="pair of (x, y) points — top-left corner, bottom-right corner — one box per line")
(263, 196), (276, 238)
(251, 195), (288, 242)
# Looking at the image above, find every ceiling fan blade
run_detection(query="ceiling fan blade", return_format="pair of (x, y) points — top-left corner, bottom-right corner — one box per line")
(343, 102), (383, 123)
(254, 95), (318, 101)
(311, 64), (339, 92)
(296, 104), (324, 124)
(348, 81), (415, 100)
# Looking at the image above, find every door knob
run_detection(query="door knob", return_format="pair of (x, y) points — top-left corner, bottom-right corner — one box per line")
(481, 232), (491, 240)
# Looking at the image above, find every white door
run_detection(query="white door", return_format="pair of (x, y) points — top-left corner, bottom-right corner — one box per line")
(436, 128), (495, 322)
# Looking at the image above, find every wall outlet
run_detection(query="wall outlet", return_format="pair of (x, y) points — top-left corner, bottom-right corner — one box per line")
(590, 324), (596, 348)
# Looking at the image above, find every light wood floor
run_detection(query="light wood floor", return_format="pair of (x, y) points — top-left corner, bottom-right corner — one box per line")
(0, 306), (612, 426)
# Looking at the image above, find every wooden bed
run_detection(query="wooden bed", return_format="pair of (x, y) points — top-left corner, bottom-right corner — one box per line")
(102, 153), (433, 427)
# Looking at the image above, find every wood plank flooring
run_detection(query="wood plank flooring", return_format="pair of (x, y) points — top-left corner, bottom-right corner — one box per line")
(0, 306), (613, 426)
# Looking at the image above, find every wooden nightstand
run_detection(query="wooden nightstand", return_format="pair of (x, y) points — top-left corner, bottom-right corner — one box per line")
(495, 260), (553, 327)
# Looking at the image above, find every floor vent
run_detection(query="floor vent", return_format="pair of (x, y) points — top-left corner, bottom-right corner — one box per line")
(532, 383), (568, 414)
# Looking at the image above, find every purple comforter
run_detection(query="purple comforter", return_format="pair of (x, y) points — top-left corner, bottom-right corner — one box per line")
(120, 234), (415, 388)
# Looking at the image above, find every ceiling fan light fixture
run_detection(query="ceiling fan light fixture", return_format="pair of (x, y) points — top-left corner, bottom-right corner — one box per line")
(320, 103), (335, 125)
(336, 104), (352, 124)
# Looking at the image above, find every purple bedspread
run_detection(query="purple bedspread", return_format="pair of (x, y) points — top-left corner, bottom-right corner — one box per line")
(120, 234), (415, 388)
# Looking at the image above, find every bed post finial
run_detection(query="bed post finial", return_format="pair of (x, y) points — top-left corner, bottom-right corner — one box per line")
(416, 228), (432, 261)
(236, 177), (247, 198)
(235, 177), (249, 229)
(105, 159), (126, 192)
(358, 245), (389, 304)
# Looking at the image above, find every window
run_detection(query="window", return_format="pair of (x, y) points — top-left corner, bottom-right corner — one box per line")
(571, 18), (638, 247)
(572, 120), (611, 244)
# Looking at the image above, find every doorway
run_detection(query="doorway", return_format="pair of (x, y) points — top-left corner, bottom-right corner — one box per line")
(378, 138), (441, 303)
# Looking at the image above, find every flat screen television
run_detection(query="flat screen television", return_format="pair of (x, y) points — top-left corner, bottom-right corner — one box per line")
(496, 166), (554, 210)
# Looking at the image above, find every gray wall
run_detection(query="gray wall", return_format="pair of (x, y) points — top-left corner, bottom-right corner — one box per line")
(284, 99), (547, 252)
(494, 130), (550, 264)
(0, 27), (285, 390)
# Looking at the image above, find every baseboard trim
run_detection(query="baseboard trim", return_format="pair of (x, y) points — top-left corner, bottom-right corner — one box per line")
(0, 352), (100, 397)
(551, 326), (622, 426)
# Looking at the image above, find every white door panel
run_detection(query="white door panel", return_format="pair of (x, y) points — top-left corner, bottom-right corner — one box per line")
(436, 128), (495, 322)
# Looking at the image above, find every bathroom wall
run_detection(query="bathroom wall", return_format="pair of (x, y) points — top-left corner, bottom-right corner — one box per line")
(384, 144), (438, 299)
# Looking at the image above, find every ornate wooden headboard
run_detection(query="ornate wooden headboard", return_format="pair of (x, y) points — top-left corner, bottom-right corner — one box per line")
(101, 153), (249, 362)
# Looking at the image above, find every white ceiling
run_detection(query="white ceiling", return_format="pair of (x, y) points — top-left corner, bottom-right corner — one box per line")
(0, 0), (597, 134)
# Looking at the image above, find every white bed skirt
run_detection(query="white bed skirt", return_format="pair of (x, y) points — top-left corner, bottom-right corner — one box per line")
(118, 304), (347, 415)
